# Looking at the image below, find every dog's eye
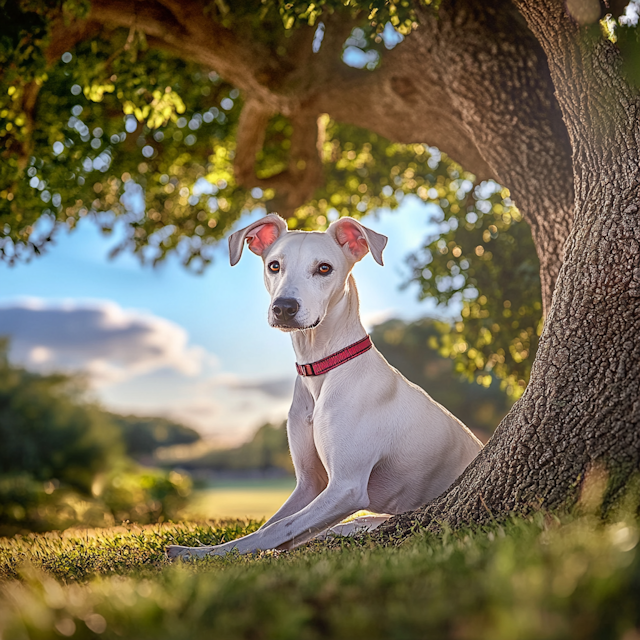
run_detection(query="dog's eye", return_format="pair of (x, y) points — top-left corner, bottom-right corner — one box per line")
(268, 261), (280, 273)
(318, 263), (332, 275)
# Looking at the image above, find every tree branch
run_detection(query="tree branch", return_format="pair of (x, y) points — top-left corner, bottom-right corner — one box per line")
(46, 17), (102, 64)
(14, 81), (39, 172)
(234, 100), (325, 218)
(234, 99), (274, 188)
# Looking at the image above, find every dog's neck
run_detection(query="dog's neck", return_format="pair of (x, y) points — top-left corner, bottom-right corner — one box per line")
(291, 274), (367, 365)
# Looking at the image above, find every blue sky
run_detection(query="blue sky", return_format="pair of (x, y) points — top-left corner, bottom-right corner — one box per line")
(0, 196), (445, 443)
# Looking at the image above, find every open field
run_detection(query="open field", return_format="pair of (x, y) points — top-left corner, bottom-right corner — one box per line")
(1, 511), (639, 639)
(183, 478), (296, 521)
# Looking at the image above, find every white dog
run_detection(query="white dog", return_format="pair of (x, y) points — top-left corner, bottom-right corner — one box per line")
(167, 214), (481, 558)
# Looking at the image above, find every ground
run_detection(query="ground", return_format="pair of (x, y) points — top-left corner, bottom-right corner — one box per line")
(1, 509), (639, 639)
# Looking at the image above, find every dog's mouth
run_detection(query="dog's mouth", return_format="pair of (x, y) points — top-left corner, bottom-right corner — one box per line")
(270, 317), (321, 332)
(301, 318), (321, 330)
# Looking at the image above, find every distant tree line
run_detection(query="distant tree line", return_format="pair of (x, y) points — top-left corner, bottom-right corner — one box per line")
(170, 421), (293, 476)
(107, 413), (200, 458)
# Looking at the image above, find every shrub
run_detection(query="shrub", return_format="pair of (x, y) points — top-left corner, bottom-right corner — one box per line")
(0, 468), (192, 536)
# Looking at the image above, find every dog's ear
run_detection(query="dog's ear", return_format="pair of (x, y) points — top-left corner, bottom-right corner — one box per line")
(327, 217), (387, 265)
(228, 214), (288, 266)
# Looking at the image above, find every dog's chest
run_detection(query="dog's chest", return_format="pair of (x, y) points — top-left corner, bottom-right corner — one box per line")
(301, 376), (325, 403)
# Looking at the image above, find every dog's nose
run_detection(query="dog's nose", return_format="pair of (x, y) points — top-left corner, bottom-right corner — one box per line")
(272, 297), (299, 322)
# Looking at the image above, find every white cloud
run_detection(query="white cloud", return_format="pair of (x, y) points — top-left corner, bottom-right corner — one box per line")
(29, 345), (52, 364)
(0, 298), (214, 386)
(218, 374), (295, 399)
(0, 298), (292, 444)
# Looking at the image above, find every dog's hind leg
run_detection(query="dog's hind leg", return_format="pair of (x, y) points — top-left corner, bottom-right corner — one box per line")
(319, 514), (391, 539)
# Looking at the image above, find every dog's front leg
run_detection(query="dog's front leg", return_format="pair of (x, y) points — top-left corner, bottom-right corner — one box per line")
(167, 476), (369, 558)
(166, 380), (328, 560)
(261, 379), (326, 527)
(165, 471), (336, 560)
(260, 475), (324, 528)
(164, 491), (322, 559)
(217, 479), (369, 554)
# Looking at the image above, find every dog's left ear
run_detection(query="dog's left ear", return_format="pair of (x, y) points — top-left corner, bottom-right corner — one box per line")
(228, 214), (288, 266)
(328, 217), (387, 265)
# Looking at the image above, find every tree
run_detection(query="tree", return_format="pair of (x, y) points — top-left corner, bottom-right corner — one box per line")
(172, 421), (294, 475)
(0, 339), (121, 492)
(109, 413), (201, 458)
(0, 342), (194, 533)
(0, 0), (543, 392)
(397, 0), (640, 531)
(1, 0), (639, 531)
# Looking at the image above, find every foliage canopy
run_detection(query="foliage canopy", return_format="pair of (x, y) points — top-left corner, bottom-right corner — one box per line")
(0, 0), (550, 391)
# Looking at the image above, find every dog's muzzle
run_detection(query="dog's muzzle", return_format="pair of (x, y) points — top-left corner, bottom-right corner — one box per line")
(271, 297), (300, 327)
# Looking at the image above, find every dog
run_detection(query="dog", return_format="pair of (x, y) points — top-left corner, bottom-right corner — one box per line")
(167, 214), (482, 558)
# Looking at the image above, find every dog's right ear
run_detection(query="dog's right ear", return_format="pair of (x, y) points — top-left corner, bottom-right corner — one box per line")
(228, 214), (288, 266)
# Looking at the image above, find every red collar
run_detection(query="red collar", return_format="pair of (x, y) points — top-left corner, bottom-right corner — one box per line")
(295, 336), (373, 377)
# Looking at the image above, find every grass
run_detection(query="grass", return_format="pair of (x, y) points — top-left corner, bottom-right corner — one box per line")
(1, 511), (640, 639)
(183, 478), (296, 521)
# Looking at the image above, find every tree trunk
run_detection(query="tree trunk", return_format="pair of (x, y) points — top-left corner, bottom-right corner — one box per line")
(62, 0), (574, 312)
(379, 0), (640, 537)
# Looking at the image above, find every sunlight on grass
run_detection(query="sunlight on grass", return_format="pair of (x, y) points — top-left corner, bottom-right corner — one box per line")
(183, 479), (295, 520)
(1, 513), (639, 639)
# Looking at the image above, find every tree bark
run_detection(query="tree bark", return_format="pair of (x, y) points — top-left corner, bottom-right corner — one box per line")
(379, 0), (640, 538)
(58, 0), (574, 312)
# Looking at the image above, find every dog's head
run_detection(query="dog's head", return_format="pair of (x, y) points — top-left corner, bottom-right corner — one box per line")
(229, 214), (387, 332)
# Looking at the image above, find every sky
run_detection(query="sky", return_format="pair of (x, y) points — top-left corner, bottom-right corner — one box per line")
(0, 196), (447, 444)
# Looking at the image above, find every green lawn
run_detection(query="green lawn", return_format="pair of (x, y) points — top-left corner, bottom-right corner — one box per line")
(1, 511), (639, 639)
(183, 478), (296, 521)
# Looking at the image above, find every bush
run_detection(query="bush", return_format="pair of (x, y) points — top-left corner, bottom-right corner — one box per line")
(0, 468), (193, 536)
(0, 342), (198, 533)
(99, 468), (193, 525)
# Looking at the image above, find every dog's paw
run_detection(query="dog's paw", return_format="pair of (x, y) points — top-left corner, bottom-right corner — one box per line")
(166, 545), (209, 560)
